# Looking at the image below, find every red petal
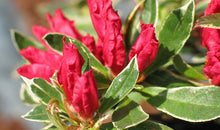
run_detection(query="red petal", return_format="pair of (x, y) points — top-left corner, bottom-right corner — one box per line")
(200, 0), (220, 51)
(204, 0), (220, 15)
(87, 0), (126, 75)
(57, 42), (84, 89)
(47, 9), (83, 41)
(17, 64), (54, 83)
(87, 0), (108, 41)
(103, 20), (126, 75)
(82, 34), (96, 54)
(95, 38), (104, 64)
(20, 46), (62, 70)
(32, 26), (52, 50)
(203, 51), (220, 85)
(72, 70), (99, 120)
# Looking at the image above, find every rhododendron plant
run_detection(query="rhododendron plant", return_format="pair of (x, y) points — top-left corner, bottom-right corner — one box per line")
(11, 0), (220, 129)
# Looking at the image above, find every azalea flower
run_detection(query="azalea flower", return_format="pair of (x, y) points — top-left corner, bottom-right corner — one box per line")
(203, 51), (220, 85)
(200, 0), (220, 52)
(33, 9), (96, 53)
(200, 0), (220, 85)
(129, 22), (159, 72)
(87, 0), (159, 75)
(57, 42), (99, 121)
(17, 9), (95, 82)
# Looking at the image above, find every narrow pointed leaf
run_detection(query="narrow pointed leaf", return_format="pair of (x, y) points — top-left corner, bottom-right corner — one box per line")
(173, 55), (207, 80)
(11, 30), (45, 51)
(144, 0), (195, 74)
(20, 83), (40, 106)
(137, 86), (220, 122)
(141, 0), (158, 25)
(22, 105), (49, 122)
(99, 56), (139, 113)
(43, 33), (64, 53)
(195, 13), (220, 29)
(100, 123), (117, 130)
(112, 98), (149, 129)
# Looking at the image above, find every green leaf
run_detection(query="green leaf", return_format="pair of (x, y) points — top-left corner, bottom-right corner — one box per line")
(100, 120), (172, 130)
(100, 123), (117, 130)
(11, 30), (45, 51)
(144, 0), (195, 74)
(93, 70), (111, 90)
(112, 98), (149, 129)
(195, 13), (220, 29)
(173, 55), (207, 80)
(128, 120), (173, 130)
(141, 0), (158, 25)
(22, 77), (64, 110)
(44, 33), (109, 77)
(99, 56), (139, 113)
(22, 105), (50, 122)
(43, 33), (64, 53)
(20, 83), (40, 106)
(137, 86), (220, 122)
(145, 68), (195, 88)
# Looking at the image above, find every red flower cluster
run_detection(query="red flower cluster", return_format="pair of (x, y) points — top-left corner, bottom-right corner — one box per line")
(17, 0), (159, 120)
(87, 0), (159, 75)
(17, 9), (99, 120)
(200, 0), (220, 85)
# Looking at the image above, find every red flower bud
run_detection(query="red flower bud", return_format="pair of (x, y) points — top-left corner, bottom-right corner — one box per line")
(87, 0), (126, 75)
(57, 43), (98, 120)
(200, 28), (220, 51)
(103, 20), (126, 75)
(72, 70), (99, 120)
(57, 42), (84, 93)
(129, 22), (159, 72)
(200, 0), (220, 85)
(203, 51), (220, 85)
(204, 0), (220, 15)
(200, 0), (220, 51)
